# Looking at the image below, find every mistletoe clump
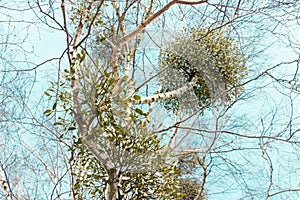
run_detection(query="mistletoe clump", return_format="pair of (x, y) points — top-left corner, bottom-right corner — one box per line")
(159, 27), (247, 113)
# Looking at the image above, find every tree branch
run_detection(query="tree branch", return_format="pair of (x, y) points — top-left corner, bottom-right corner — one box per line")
(133, 76), (197, 104)
(111, 0), (207, 80)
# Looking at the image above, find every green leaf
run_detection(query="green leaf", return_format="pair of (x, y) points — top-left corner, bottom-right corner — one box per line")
(133, 95), (141, 100)
(52, 102), (57, 110)
(79, 53), (85, 63)
(43, 109), (52, 116)
(44, 91), (51, 96)
(54, 121), (64, 126)
(134, 108), (147, 116)
(68, 126), (77, 131)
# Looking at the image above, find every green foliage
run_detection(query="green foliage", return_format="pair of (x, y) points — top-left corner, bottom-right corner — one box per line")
(70, 136), (107, 199)
(43, 76), (76, 135)
(70, 136), (185, 199)
(69, 90), (185, 199)
(69, 1), (106, 29)
(43, 62), (191, 199)
(178, 178), (205, 200)
(73, 74), (185, 198)
(177, 154), (206, 199)
(159, 27), (248, 113)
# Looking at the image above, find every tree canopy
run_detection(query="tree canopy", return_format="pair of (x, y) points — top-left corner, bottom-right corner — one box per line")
(1, 0), (300, 199)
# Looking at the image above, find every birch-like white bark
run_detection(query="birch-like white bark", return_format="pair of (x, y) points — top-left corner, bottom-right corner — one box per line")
(62, 0), (115, 170)
(133, 77), (197, 105)
(0, 171), (11, 200)
(0, 137), (12, 200)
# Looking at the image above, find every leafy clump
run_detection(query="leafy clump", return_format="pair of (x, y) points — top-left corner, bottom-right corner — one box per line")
(159, 27), (247, 113)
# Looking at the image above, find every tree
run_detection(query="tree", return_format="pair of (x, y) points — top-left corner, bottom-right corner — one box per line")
(1, 0), (300, 199)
